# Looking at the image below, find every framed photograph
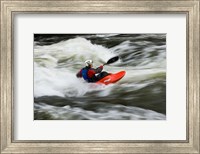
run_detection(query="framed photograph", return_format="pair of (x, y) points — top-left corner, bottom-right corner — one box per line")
(34, 33), (166, 120)
(1, 0), (199, 153)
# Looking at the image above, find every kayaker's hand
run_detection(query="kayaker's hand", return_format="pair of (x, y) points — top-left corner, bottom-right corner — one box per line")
(100, 65), (103, 69)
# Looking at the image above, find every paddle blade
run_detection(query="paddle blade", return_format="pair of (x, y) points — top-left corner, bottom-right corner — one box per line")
(106, 56), (119, 65)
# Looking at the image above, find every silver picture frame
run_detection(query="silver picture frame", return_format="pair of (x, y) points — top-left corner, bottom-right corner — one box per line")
(1, 0), (199, 153)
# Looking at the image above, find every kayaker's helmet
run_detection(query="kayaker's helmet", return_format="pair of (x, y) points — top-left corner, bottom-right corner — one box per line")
(85, 60), (93, 67)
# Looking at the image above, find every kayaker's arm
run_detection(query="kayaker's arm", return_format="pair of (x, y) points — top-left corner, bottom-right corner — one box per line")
(94, 65), (103, 73)
(76, 69), (82, 78)
(87, 66), (103, 78)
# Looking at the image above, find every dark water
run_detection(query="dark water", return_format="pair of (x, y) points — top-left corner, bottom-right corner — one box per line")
(34, 34), (166, 120)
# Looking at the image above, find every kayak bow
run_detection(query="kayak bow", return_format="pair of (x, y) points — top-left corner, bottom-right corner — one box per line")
(96, 71), (126, 85)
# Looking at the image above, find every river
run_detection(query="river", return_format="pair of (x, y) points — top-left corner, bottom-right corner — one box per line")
(34, 34), (166, 120)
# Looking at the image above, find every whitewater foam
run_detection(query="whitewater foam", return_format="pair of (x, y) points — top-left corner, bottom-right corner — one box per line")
(34, 36), (165, 98)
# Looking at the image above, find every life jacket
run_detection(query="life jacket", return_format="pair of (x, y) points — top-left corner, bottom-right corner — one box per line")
(81, 67), (90, 82)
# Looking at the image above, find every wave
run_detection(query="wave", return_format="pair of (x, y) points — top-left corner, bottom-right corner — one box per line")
(34, 37), (165, 97)
(34, 38), (118, 97)
(34, 103), (165, 120)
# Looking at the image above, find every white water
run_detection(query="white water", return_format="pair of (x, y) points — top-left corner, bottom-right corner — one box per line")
(34, 37), (165, 98)
(34, 103), (165, 120)
(34, 38), (117, 97)
(34, 35), (166, 120)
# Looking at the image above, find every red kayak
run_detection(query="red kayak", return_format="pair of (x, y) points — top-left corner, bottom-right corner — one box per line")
(96, 71), (126, 85)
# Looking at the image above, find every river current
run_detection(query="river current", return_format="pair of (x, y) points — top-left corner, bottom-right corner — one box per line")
(34, 34), (166, 120)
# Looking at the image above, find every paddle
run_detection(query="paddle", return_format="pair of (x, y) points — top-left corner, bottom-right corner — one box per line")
(103, 56), (119, 66)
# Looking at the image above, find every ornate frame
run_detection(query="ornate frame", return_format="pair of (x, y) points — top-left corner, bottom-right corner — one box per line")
(1, 0), (199, 153)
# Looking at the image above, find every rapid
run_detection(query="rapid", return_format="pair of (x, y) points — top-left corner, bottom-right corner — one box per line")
(34, 34), (166, 120)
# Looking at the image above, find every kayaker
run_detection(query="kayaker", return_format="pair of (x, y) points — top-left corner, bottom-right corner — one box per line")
(76, 60), (109, 83)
